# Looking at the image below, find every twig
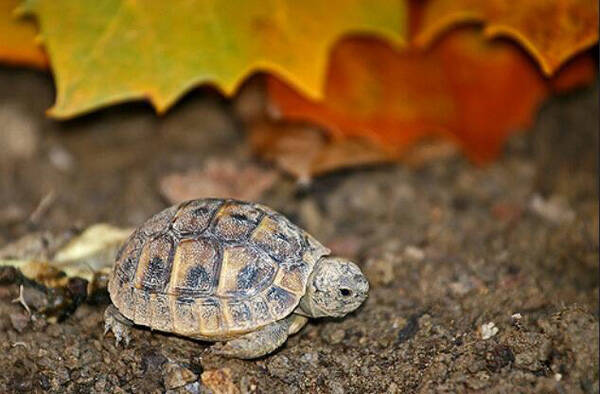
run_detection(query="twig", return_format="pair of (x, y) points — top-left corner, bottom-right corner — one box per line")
(11, 284), (31, 316)
(29, 190), (56, 225)
(12, 342), (28, 349)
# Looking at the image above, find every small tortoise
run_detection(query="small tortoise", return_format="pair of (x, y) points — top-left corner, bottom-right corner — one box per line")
(105, 198), (369, 359)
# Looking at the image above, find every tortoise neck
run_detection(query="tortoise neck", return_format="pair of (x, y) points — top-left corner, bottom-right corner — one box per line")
(297, 258), (328, 318)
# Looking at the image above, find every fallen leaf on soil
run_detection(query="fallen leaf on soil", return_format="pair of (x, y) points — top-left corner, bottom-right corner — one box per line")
(529, 194), (575, 225)
(248, 120), (393, 181)
(201, 368), (240, 394)
(414, 0), (599, 75)
(268, 29), (597, 163)
(0, 0), (47, 68)
(159, 158), (278, 204)
(0, 224), (132, 291)
(399, 139), (459, 168)
(0, 231), (68, 261)
(23, 0), (406, 118)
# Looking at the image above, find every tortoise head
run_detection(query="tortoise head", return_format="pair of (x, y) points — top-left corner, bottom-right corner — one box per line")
(299, 256), (369, 318)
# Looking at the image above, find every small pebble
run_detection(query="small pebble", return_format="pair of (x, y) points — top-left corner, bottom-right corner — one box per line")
(554, 373), (562, 382)
(364, 255), (396, 286)
(172, 381), (202, 394)
(328, 381), (345, 394)
(299, 352), (319, 367)
(48, 145), (75, 172)
(22, 286), (49, 311)
(142, 350), (167, 375)
(163, 363), (197, 390)
(529, 194), (575, 224)
(480, 322), (499, 340)
(9, 313), (29, 333)
(240, 375), (259, 393)
(324, 328), (346, 345)
(404, 245), (425, 262)
(201, 368), (240, 394)
(266, 355), (291, 381)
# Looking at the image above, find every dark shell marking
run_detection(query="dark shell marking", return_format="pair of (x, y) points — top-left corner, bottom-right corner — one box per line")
(108, 199), (330, 337)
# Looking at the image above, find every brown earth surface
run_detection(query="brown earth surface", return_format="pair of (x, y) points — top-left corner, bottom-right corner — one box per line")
(0, 68), (598, 393)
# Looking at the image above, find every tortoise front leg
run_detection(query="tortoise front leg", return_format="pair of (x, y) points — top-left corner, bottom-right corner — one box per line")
(104, 304), (134, 346)
(211, 316), (301, 359)
(288, 314), (309, 335)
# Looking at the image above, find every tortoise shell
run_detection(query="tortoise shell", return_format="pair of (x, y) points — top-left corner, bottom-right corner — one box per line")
(108, 199), (330, 339)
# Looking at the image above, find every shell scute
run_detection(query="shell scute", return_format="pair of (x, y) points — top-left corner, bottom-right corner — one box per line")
(211, 202), (263, 241)
(132, 289), (151, 326)
(172, 199), (223, 235)
(274, 262), (308, 294)
(172, 298), (199, 335)
(251, 215), (303, 262)
(134, 235), (174, 292)
(168, 238), (220, 297)
(199, 298), (224, 334)
(247, 296), (273, 326)
(216, 245), (277, 298)
(149, 293), (173, 332)
(265, 286), (297, 316)
(139, 205), (177, 236)
(226, 300), (253, 329)
(114, 232), (144, 282)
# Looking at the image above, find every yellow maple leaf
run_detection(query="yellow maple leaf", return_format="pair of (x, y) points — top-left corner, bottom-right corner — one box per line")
(23, 0), (407, 118)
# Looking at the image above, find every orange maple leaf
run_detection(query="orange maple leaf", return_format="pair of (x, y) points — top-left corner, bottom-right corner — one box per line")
(267, 28), (596, 164)
(413, 0), (598, 76)
(0, 0), (47, 68)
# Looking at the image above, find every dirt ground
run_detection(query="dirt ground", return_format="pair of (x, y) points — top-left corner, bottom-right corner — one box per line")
(0, 67), (597, 393)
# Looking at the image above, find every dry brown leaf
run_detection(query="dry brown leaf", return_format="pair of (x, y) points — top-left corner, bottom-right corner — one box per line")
(159, 158), (278, 204)
(249, 120), (393, 181)
(0, 224), (132, 291)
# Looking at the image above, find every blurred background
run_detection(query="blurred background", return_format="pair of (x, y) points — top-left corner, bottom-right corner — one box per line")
(0, 1), (598, 392)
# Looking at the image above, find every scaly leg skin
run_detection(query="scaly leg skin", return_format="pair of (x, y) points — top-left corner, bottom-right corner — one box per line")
(104, 304), (133, 347)
(212, 316), (298, 359)
(288, 314), (309, 335)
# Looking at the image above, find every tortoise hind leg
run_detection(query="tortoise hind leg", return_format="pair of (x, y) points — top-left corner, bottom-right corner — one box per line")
(104, 304), (133, 346)
(211, 316), (297, 359)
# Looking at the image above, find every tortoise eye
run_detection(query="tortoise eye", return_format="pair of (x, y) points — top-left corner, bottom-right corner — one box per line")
(340, 288), (352, 297)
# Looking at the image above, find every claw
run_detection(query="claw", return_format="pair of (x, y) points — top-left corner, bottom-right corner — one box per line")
(123, 333), (131, 347)
(103, 305), (133, 347)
